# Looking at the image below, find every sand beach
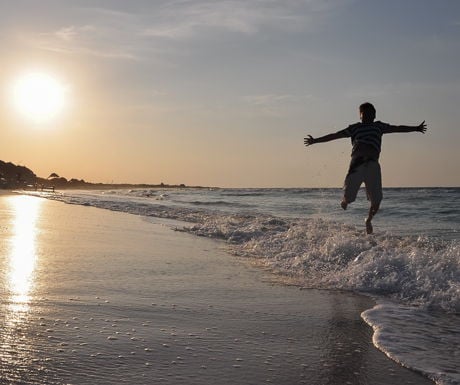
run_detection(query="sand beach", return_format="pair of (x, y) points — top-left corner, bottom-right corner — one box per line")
(0, 194), (434, 384)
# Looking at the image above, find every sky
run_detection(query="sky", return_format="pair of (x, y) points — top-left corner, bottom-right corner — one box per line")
(0, 0), (459, 187)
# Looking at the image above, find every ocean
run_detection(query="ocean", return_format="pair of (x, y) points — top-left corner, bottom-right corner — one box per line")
(24, 187), (459, 385)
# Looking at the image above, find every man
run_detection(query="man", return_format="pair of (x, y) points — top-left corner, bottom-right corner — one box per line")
(304, 102), (427, 234)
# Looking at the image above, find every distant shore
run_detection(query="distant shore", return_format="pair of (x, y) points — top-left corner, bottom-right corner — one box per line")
(1, 183), (216, 192)
(0, 158), (217, 191)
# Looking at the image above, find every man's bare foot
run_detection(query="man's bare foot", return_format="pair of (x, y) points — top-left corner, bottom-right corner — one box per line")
(365, 218), (373, 234)
(341, 199), (348, 210)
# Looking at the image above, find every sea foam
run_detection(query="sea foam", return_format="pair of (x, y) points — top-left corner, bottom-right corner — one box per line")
(186, 213), (459, 314)
(362, 303), (460, 385)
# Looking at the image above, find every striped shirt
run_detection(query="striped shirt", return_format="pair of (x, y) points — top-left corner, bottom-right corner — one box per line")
(338, 121), (393, 159)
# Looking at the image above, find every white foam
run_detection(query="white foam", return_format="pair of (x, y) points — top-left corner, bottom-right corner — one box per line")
(363, 302), (460, 385)
(186, 214), (459, 313)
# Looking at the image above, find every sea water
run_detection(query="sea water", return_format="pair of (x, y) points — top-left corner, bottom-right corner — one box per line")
(29, 187), (459, 385)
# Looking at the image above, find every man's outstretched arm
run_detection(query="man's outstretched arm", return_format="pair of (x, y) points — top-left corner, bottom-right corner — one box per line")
(385, 121), (427, 134)
(304, 131), (347, 146)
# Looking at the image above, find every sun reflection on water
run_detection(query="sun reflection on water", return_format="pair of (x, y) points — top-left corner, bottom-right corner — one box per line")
(0, 196), (42, 378)
(7, 195), (41, 313)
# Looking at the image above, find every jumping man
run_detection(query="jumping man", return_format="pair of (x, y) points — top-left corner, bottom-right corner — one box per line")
(304, 102), (427, 234)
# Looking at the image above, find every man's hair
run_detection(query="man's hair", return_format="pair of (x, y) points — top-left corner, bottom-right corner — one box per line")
(359, 102), (376, 116)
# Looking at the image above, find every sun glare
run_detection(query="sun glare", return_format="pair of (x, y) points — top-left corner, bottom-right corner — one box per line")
(7, 195), (41, 311)
(11, 72), (67, 123)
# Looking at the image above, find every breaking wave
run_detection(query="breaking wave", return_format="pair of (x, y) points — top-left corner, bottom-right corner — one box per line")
(185, 213), (459, 314)
(27, 190), (459, 314)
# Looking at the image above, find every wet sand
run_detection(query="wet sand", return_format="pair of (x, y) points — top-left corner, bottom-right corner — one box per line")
(0, 195), (433, 384)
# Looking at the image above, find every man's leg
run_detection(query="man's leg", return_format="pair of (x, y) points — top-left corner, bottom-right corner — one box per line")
(365, 202), (380, 234)
(364, 161), (383, 234)
(342, 165), (364, 210)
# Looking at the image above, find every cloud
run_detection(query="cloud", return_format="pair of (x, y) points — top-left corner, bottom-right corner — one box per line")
(26, 0), (348, 59)
(141, 1), (301, 39)
(31, 23), (139, 60)
(140, 0), (347, 39)
(244, 94), (294, 106)
(241, 93), (298, 117)
(54, 26), (79, 42)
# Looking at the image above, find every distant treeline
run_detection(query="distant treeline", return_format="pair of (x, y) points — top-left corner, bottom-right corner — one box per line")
(0, 160), (194, 190)
(0, 160), (37, 189)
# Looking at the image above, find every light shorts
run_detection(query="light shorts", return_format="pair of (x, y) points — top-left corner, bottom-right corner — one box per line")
(343, 159), (382, 206)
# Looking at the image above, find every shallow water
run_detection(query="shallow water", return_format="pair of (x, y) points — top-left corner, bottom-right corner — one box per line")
(0, 195), (434, 384)
(363, 303), (460, 385)
(17, 188), (460, 384)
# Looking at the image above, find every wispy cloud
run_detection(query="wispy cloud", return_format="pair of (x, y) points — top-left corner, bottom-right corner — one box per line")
(346, 81), (460, 102)
(27, 0), (347, 59)
(140, 0), (352, 40)
(141, 0), (307, 39)
(244, 94), (294, 106)
(241, 93), (298, 117)
(54, 26), (80, 42)
(26, 16), (145, 59)
(23, 6), (141, 60)
(31, 22), (139, 60)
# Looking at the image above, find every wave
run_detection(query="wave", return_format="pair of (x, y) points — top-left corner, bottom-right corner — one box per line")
(31, 190), (459, 314)
(221, 192), (269, 197)
(362, 303), (460, 385)
(185, 200), (252, 208)
(186, 214), (459, 314)
(101, 189), (159, 198)
(126, 189), (158, 198)
(181, 210), (459, 385)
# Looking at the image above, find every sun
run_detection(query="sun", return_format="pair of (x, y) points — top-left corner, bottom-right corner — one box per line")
(11, 72), (67, 123)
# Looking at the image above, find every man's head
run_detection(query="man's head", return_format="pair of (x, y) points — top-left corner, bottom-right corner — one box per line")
(359, 102), (376, 123)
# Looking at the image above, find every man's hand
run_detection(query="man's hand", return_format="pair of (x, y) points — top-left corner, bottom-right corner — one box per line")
(304, 135), (315, 146)
(304, 131), (346, 145)
(417, 121), (427, 133)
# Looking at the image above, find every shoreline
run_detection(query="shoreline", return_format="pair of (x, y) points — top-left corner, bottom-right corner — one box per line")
(0, 195), (434, 384)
